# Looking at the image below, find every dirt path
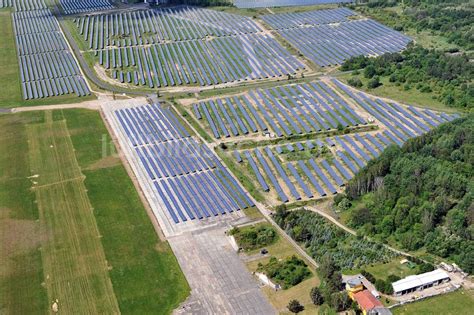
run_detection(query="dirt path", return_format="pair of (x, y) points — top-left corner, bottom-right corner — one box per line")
(305, 206), (356, 235)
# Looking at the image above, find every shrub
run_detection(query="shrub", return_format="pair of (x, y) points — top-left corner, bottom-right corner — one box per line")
(287, 300), (304, 313)
(258, 256), (311, 289)
(348, 77), (363, 88)
(367, 77), (382, 89)
(231, 225), (277, 251)
(310, 287), (325, 305)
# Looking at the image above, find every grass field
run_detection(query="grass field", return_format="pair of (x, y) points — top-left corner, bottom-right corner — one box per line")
(0, 112), (47, 314)
(336, 73), (459, 113)
(393, 289), (474, 315)
(0, 109), (189, 314)
(343, 258), (420, 281)
(27, 113), (120, 313)
(0, 9), (95, 108)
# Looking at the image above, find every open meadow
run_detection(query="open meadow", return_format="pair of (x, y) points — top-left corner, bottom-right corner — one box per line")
(0, 109), (189, 314)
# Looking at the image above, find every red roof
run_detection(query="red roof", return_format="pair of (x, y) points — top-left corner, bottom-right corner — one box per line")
(353, 290), (383, 311)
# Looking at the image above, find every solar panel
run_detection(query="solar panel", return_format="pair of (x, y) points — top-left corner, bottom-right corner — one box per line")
(287, 163), (313, 198)
(309, 159), (337, 194)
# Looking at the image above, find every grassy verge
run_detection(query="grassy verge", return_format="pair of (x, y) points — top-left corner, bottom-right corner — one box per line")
(392, 289), (474, 315)
(343, 258), (420, 281)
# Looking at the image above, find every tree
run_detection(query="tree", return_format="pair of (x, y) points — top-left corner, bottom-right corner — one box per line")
(330, 292), (351, 312)
(310, 287), (325, 305)
(367, 76), (382, 89)
(348, 77), (363, 88)
(364, 65), (376, 78)
(287, 300), (304, 313)
(319, 255), (342, 294)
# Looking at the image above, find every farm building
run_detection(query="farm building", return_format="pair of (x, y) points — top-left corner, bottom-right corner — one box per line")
(392, 269), (451, 296)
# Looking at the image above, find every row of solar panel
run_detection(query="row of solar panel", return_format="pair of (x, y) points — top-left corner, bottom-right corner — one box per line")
(11, 8), (91, 99)
(0, 0), (46, 11)
(76, 6), (262, 48)
(278, 19), (412, 67)
(114, 105), (190, 147)
(260, 7), (356, 29)
(194, 81), (366, 139)
(238, 128), (427, 202)
(60, 0), (113, 15)
(114, 104), (254, 223)
(96, 35), (303, 87)
(21, 76), (90, 100)
(330, 79), (458, 144)
(234, 0), (352, 9)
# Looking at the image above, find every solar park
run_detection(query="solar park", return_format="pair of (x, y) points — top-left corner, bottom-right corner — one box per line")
(73, 7), (305, 87)
(104, 103), (253, 235)
(59, 0), (114, 15)
(194, 80), (366, 139)
(2, 0), (91, 100)
(234, 0), (353, 9)
(261, 8), (412, 67)
(192, 79), (458, 205)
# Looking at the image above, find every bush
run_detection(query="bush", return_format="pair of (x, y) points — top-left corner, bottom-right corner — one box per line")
(361, 270), (376, 284)
(348, 77), (363, 88)
(257, 256), (311, 289)
(367, 77), (382, 89)
(287, 300), (304, 313)
(231, 225), (277, 251)
(364, 65), (377, 78)
(330, 291), (351, 312)
(310, 287), (325, 305)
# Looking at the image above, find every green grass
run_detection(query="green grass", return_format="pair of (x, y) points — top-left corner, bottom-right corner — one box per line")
(392, 289), (474, 315)
(0, 9), (21, 107)
(336, 73), (459, 113)
(1, 109), (190, 314)
(0, 112), (48, 315)
(62, 109), (190, 314)
(343, 258), (420, 281)
(83, 166), (190, 314)
(27, 116), (120, 313)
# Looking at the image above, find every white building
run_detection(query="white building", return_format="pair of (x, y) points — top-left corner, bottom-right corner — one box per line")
(392, 269), (451, 296)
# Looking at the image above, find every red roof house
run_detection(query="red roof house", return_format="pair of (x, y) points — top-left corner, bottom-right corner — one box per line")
(353, 290), (384, 314)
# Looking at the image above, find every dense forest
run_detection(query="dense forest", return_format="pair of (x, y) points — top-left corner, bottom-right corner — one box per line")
(273, 208), (395, 270)
(354, 0), (474, 51)
(338, 114), (473, 273)
(341, 46), (473, 110)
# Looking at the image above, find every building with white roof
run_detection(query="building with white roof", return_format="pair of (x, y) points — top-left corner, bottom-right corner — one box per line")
(392, 269), (451, 296)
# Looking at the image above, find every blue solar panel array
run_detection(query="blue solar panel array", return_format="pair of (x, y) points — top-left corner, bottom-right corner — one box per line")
(263, 8), (412, 67)
(114, 104), (254, 224)
(60, 0), (113, 14)
(234, 0), (352, 9)
(195, 81), (364, 139)
(0, 0), (47, 11)
(235, 80), (457, 202)
(75, 7), (304, 87)
(11, 8), (91, 100)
